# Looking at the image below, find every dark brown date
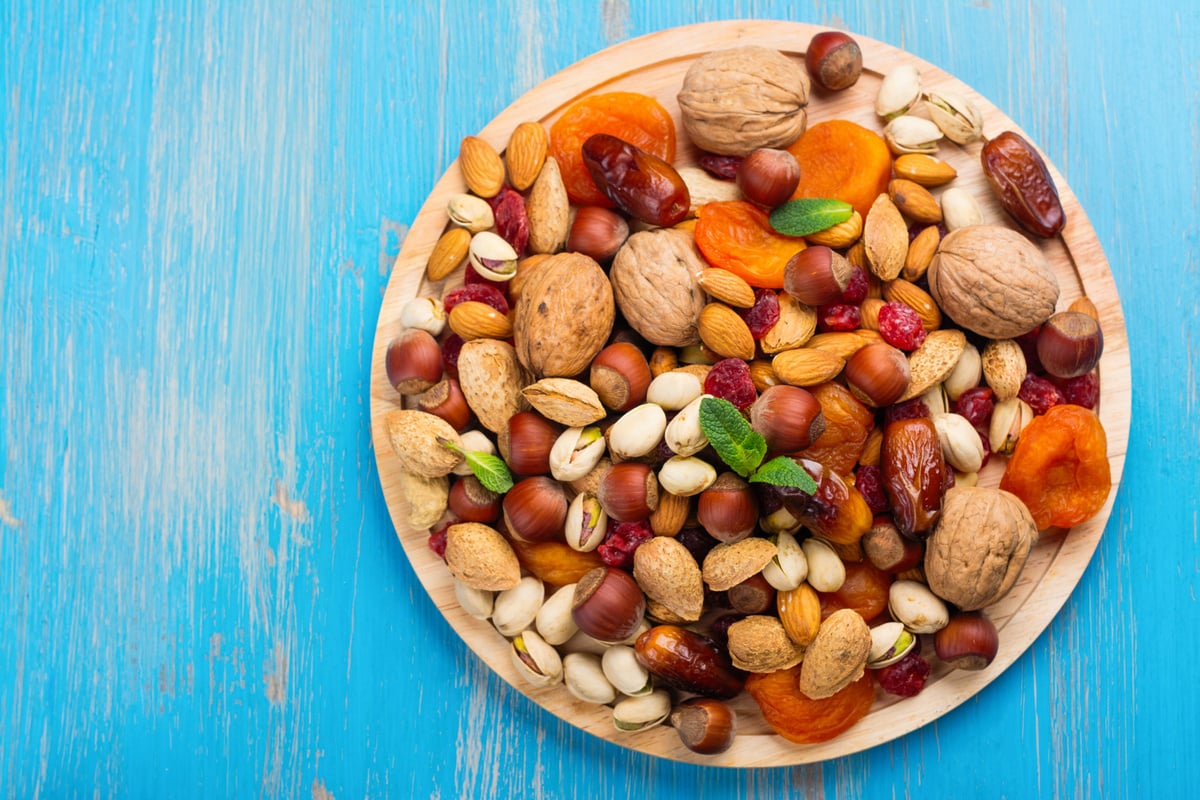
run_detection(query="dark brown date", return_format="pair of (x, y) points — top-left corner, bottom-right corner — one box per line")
(881, 417), (947, 538)
(981, 131), (1066, 238)
(779, 458), (873, 545)
(581, 133), (690, 227)
(634, 624), (745, 699)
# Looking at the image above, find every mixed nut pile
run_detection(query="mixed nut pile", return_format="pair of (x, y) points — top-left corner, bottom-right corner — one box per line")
(381, 31), (1112, 755)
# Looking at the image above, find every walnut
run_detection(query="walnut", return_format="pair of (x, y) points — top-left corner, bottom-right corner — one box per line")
(609, 228), (707, 347)
(924, 486), (1039, 611)
(927, 225), (1059, 338)
(513, 251), (614, 377)
(797, 609), (871, 699)
(677, 46), (810, 156)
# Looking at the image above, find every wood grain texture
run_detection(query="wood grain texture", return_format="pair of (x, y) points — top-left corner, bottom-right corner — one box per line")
(0, 0), (1195, 797)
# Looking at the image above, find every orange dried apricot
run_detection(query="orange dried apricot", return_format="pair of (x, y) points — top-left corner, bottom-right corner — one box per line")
(787, 120), (893, 219)
(507, 536), (605, 587)
(693, 200), (807, 289)
(548, 92), (676, 207)
(999, 404), (1111, 529)
(745, 666), (874, 744)
(819, 560), (892, 622)
(799, 382), (875, 476)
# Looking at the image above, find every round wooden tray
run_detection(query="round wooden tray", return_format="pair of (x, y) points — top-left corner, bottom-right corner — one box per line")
(369, 20), (1131, 766)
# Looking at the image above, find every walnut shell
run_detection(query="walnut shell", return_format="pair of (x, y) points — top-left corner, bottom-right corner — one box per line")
(513, 252), (614, 377)
(924, 486), (1039, 611)
(927, 225), (1059, 338)
(677, 46), (810, 157)
(609, 228), (707, 347)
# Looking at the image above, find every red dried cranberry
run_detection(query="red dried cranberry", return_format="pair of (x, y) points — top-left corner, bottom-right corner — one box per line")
(979, 429), (992, 469)
(738, 289), (781, 339)
(463, 263), (510, 294)
(441, 333), (465, 378)
(955, 386), (994, 437)
(1015, 327), (1044, 374)
(704, 358), (757, 410)
(839, 265), (869, 304)
(707, 613), (746, 648)
(817, 303), (862, 332)
(443, 283), (509, 315)
(878, 302), (927, 350)
(855, 465), (889, 515)
(597, 519), (654, 569)
(1059, 371), (1100, 409)
(428, 523), (451, 559)
(698, 153), (742, 180)
(884, 398), (931, 425)
(676, 526), (720, 564)
(487, 185), (530, 257)
(877, 651), (931, 697)
(1019, 372), (1065, 416)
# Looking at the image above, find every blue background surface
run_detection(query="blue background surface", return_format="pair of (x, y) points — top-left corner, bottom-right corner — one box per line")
(2, 1), (1197, 797)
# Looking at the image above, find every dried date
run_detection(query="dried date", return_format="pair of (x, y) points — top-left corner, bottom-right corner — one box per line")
(881, 417), (947, 538)
(582, 133), (690, 227)
(980, 131), (1066, 238)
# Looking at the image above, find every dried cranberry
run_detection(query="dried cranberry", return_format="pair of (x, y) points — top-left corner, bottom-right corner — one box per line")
(428, 523), (451, 559)
(839, 265), (869, 305)
(1059, 371), (1100, 409)
(1019, 372), (1065, 416)
(1015, 327), (1044, 374)
(443, 283), (509, 315)
(855, 465), (889, 515)
(755, 483), (786, 515)
(738, 289), (781, 339)
(817, 303), (861, 332)
(597, 519), (654, 569)
(979, 430), (992, 468)
(707, 613), (746, 648)
(955, 386), (995, 437)
(877, 651), (932, 697)
(698, 152), (742, 180)
(878, 302), (927, 350)
(704, 358), (757, 410)
(441, 333), (465, 378)
(487, 185), (530, 257)
(463, 263), (510, 294)
(884, 398), (930, 425)
(676, 526), (721, 564)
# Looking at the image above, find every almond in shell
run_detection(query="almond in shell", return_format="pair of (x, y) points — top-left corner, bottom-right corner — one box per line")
(426, 227), (471, 282)
(727, 615), (805, 673)
(458, 136), (505, 198)
(527, 156), (570, 255)
(698, 302), (756, 360)
(457, 338), (531, 433)
(863, 193), (908, 281)
(702, 538), (777, 592)
(384, 409), (464, 478)
(982, 339), (1026, 401)
(397, 469), (449, 530)
(772, 348), (845, 387)
(897, 328), (967, 402)
(445, 522), (522, 591)
(632, 536), (704, 622)
(797, 608), (871, 699)
(521, 378), (607, 427)
(505, 121), (548, 191)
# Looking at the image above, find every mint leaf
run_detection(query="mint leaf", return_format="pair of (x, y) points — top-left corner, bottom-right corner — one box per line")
(698, 397), (766, 478)
(749, 456), (818, 494)
(464, 451), (514, 494)
(769, 199), (854, 237)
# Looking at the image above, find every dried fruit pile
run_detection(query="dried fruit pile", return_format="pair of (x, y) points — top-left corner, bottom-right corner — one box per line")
(380, 31), (1112, 756)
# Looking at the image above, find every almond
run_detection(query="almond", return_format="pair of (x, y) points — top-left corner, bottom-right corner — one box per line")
(632, 536), (704, 622)
(897, 328), (967, 402)
(772, 348), (845, 387)
(805, 210), (863, 249)
(448, 300), (514, 340)
(863, 193), (908, 281)
(889, 178), (943, 224)
(748, 359), (781, 392)
(902, 224), (941, 281)
(521, 378), (607, 427)
(458, 135), (505, 198)
(859, 297), (886, 330)
(727, 615), (805, 673)
(697, 268), (756, 308)
(982, 339), (1026, 401)
(445, 522), (522, 591)
(457, 338), (531, 433)
(426, 227), (471, 282)
(649, 489), (690, 537)
(761, 293), (817, 354)
(892, 153), (958, 187)
(383, 409), (464, 477)
(883, 278), (942, 331)
(697, 302), (756, 360)
(777, 583), (822, 647)
(804, 331), (869, 361)
(1068, 295), (1100, 321)
(526, 156), (570, 254)
(505, 121), (548, 191)
(701, 538), (777, 592)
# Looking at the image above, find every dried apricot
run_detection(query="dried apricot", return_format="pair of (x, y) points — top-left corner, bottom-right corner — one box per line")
(787, 120), (893, 219)
(819, 560), (892, 622)
(694, 200), (807, 288)
(799, 382), (874, 476)
(548, 92), (676, 207)
(999, 404), (1111, 529)
(507, 536), (605, 587)
(745, 665), (874, 744)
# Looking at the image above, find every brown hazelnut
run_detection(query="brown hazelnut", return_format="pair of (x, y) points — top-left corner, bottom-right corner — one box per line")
(596, 461), (659, 522)
(416, 377), (470, 431)
(589, 341), (652, 412)
(499, 411), (560, 476)
(669, 697), (737, 755)
(805, 31), (863, 92)
(696, 472), (758, 543)
(567, 206), (629, 262)
(502, 476), (568, 542)
(935, 612), (1000, 670)
(845, 342), (911, 407)
(572, 566), (646, 642)
(749, 384), (826, 452)
(783, 246), (857, 306)
(447, 475), (501, 523)
(385, 329), (443, 395)
(736, 148), (800, 208)
(1036, 310), (1104, 378)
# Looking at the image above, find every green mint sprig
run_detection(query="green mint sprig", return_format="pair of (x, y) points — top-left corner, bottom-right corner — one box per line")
(768, 198), (854, 237)
(697, 397), (817, 494)
(439, 438), (513, 493)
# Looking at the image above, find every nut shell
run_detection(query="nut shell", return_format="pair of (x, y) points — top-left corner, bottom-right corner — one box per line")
(701, 538), (777, 592)
(797, 608), (871, 700)
(610, 228), (708, 347)
(513, 252), (615, 377)
(444, 522), (521, 591)
(632, 536), (704, 622)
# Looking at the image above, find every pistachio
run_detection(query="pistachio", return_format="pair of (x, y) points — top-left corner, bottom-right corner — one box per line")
(875, 64), (922, 121)
(563, 491), (608, 553)
(646, 371), (703, 410)
(664, 394), (710, 457)
(612, 689), (672, 732)
(608, 403), (668, 460)
(492, 576), (546, 637)
(801, 537), (845, 593)
(399, 296), (447, 336)
(940, 187), (984, 230)
(990, 397), (1034, 455)
(468, 230), (519, 281)
(925, 90), (984, 145)
(601, 644), (653, 697)
(536, 583), (580, 645)
(760, 503), (802, 536)
(453, 578), (495, 621)
(883, 116), (943, 156)
(867, 621), (917, 668)
(510, 629), (563, 688)
(657, 455), (718, 497)
(396, 469), (449, 530)
(943, 343), (982, 401)
(452, 430), (496, 477)
(563, 652), (617, 705)
(888, 579), (950, 633)
(921, 383), (950, 417)
(549, 426), (607, 483)
(761, 530), (808, 591)
(446, 193), (495, 232)
(932, 412), (986, 473)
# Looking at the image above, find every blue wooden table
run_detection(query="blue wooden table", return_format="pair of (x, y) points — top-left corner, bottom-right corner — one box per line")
(2, 1), (1196, 797)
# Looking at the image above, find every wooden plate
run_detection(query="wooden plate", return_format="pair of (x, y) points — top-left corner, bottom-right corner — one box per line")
(369, 20), (1131, 766)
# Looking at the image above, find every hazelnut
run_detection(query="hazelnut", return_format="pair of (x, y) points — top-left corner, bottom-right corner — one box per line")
(567, 206), (629, 263)
(572, 566), (646, 643)
(1036, 310), (1104, 378)
(696, 472), (758, 543)
(805, 31), (863, 92)
(499, 411), (560, 476)
(385, 329), (443, 395)
(416, 377), (470, 431)
(749, 385), (826, 452)
(590, 341), (652, 412)
(596, 461), (659, 521)
(670, 697), (737, 755)
(736, 148), (800, 208)
(934, 613), (1000, 670)
(447, 475), (501, 523)
(502, 476), (568, 542)
(845, 342), (912, 407)
(783, 246), (857, 306)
